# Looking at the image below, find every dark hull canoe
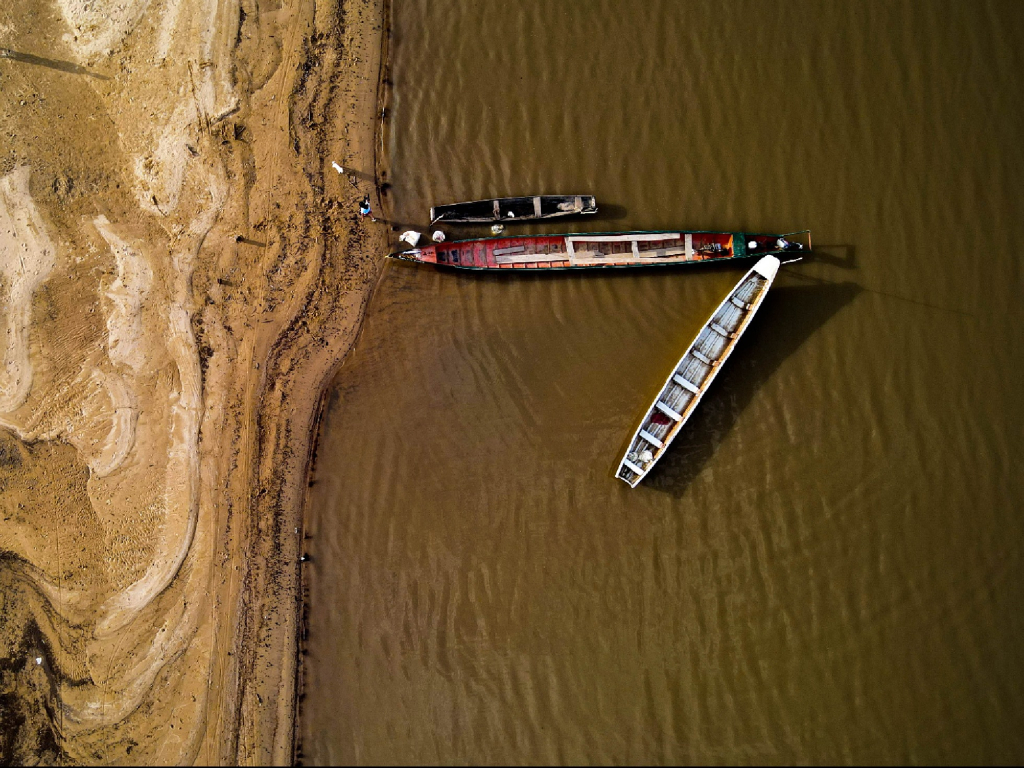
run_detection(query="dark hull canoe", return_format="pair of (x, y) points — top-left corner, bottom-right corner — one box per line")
(389, 229), (809, 271)
(430, 195), (597, 224)
(616, 255), (782, 487)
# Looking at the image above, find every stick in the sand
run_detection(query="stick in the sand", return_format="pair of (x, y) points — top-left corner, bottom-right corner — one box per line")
(331, 162), (362, 190)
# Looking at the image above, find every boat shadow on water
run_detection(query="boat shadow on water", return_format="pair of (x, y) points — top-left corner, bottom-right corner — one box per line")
(589, 203), (628, 223)
(640, 277), (863, 498)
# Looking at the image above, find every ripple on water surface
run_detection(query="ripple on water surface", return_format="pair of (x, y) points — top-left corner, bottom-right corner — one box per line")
(300, 1), (1024, 763)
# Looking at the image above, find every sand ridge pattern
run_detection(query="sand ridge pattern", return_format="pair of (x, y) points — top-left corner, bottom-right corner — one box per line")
(0, 0), (389, 761)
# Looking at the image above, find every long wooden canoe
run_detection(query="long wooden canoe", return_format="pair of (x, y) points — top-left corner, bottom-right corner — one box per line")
(616, 255), (781, 488)
(430, 195), (597, 224)
(389, 229), (808, 271)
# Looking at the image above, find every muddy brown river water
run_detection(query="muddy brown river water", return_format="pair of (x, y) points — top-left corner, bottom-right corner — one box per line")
(298, 1), (1024, 763)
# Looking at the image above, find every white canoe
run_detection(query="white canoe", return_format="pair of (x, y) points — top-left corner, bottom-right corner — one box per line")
(616, 255), (781, 487)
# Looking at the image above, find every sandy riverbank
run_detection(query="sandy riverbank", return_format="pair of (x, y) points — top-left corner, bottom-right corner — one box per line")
(0, 0), (390, 761)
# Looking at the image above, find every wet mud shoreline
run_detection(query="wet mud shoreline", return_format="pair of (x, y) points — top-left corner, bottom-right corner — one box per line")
(0, 0), (392, 761)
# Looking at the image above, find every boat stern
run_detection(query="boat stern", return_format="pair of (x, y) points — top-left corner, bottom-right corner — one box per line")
(616, 462), (645, 488)
(752, 254), (781, 280)
(389, 246), (438, 264)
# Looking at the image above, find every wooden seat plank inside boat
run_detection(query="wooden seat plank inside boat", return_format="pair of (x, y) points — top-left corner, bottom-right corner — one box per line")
(655, 401), (683, 422)
(673, 374), (700, 394)
(493, 245), (527, 256)
(638, 429), (664, 448)
(730, 296), (752, 310)
(622, 458), (645, 475)
(710, 321), (735, 338)
(692, 349), (716, 366)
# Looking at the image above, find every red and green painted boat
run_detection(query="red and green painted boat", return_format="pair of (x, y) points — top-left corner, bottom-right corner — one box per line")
(388, 229), (810, 271)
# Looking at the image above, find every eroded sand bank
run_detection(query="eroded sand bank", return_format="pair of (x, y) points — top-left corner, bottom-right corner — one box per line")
(0, 0), (389, 761)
